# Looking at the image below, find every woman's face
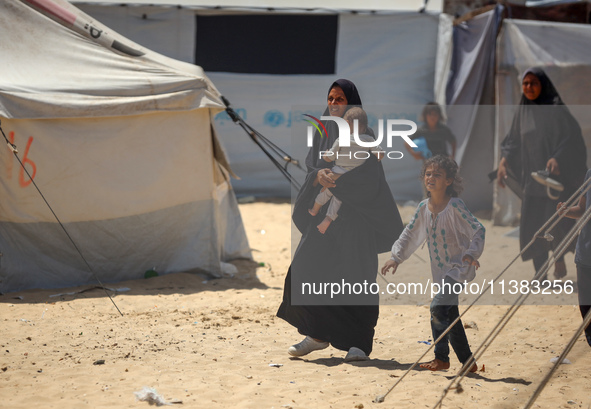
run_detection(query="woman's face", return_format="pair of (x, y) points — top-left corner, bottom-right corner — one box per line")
(327, 86), (348, 117)
(522, 73), (542, 101)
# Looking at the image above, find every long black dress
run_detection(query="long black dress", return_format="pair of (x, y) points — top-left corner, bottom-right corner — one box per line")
(277, 79), (404, 355)
(501, 68), (587, 262)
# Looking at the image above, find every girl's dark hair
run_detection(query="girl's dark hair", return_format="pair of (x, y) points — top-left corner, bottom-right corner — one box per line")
(421, 101), (445, 124)
(420, 154), (463, 197)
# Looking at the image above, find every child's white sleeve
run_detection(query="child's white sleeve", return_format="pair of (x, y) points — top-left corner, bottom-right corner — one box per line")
(464, 221), (485, 261)
(457, 200), (486, 260)
(391, 205), (427, 263)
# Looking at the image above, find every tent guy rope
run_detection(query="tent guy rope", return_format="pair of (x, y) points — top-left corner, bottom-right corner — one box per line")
(0, 120), (123, 317)
(375, 176), (591, 405)
(431, 177), (591, 409)
(221, 96), (304, 192)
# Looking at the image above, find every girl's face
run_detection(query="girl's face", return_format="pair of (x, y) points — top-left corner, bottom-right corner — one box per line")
(522, 73), (542, 101)
(327, 86), (348, 117)
(425, 110), (440, 130)
(424, 165), (452, 194)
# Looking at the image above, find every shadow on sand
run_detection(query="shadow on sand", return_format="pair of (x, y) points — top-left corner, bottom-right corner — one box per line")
(295, 356), (531, 387)
(0, 258), (277, 306)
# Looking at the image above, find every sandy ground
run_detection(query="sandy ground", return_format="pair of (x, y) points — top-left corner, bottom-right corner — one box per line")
(1, 199), (590, 409)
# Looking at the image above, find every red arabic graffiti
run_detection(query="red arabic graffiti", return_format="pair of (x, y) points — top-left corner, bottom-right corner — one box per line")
(8, 131), (37, 188)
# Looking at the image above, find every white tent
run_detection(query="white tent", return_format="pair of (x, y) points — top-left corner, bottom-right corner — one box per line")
(0, 0), (251, 293)
(70, 0), (451, 203)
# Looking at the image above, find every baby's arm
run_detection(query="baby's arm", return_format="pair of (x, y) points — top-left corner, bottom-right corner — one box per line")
(557, 194), (586, 219)
(323, 140), (340, 163)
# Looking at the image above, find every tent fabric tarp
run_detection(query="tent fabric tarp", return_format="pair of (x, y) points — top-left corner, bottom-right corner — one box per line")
(1, 2), (223, 119)
(73, 3), (451, 205)
(70, 0), (443, 12)
(504, 1), (589, 24)
(443, 6), (503, 212)
(0, 0), (251, 293)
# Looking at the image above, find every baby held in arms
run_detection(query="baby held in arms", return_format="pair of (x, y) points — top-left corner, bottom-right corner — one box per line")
(309, 107), (384, 233)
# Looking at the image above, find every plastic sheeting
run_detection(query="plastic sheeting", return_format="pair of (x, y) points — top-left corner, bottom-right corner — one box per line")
(443, 6), (503, 212)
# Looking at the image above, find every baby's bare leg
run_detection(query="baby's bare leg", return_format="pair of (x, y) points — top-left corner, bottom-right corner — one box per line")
(317, 217), (333, 234)
(309, 201), (322, 216)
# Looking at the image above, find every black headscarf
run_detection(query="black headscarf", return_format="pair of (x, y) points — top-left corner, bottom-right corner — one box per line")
(520, 67), (564, 106)
(331, 78), (363, 106)
(501, 67), (587, 195)
(305, 79), (366, 171)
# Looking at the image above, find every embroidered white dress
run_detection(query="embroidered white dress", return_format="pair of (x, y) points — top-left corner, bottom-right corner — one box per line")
(390, 197), (485, 284)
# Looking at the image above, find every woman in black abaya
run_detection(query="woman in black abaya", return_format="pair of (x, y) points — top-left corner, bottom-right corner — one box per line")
(277, 79), (404, 361)
(497, 68), (587, 280)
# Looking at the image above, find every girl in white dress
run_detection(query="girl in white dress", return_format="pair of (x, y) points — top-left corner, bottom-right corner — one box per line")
(381, 155), (485, 372)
